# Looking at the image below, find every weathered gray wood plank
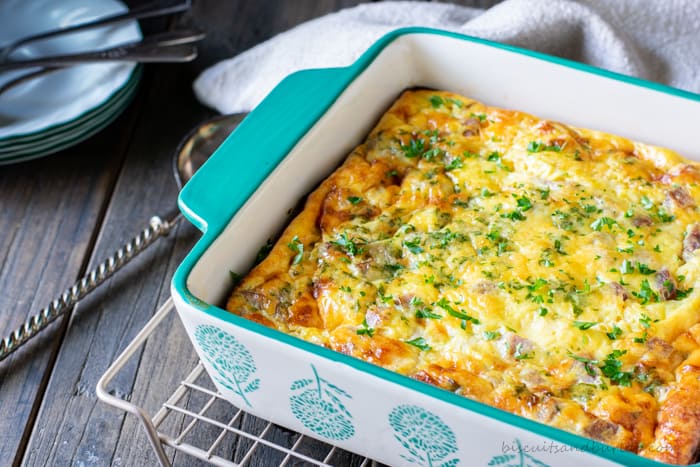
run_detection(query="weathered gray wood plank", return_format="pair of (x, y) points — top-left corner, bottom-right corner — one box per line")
(0, 102), (142, 467)
(19, 60), (204, 465)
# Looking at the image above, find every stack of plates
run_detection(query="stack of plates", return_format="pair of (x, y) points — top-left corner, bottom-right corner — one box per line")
(0, 0), (143, 164)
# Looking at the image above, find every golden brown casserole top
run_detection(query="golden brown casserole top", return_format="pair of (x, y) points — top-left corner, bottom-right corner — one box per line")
(227, 89), (700, 464)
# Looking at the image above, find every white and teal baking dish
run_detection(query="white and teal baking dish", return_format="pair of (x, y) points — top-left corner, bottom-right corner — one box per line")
(171, 28), (700, 467)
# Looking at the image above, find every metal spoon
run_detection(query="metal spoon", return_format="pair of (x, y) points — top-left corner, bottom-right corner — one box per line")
(0, 112), (248, 362)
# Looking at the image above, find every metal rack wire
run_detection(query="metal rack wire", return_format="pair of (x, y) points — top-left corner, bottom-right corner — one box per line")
(97, 298), (375, 467)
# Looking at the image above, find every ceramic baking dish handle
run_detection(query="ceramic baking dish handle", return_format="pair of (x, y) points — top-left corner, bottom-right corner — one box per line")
(178, 66), (356, 236)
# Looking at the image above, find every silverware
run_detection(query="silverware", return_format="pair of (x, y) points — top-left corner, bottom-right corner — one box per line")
(0, 36), (203, 73)
(0, 29), (205, 96)
(0, 0), (191, 63)
(0, 113), (248, 362)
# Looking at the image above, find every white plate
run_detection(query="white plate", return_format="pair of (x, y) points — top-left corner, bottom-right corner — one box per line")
(0, 0), (141, 140)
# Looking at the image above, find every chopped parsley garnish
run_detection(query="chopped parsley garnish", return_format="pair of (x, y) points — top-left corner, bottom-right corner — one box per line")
(606, 325), (623, 340)
(527, 278), (548, 291)
(639, 314), (652, 329)
(577, 279), (591, 295)
(331, 232), (365, 256)
(657, 209), (675, 223)
(632, 279), (660, 305)
(568, 350), (633, 386)
(502, 209), (527, 221)
(254, 239), (274, 265)
(539, 251), (554, 267)
(435, 298), (480, 324)
(287, 235), (304, 265)
(590, 216), (617, 231)
(516, 195), (533, 211)
(486, 229), (509, 256)
(640, 195), (654, 210)
(339, 286), (352, 293)
(634, 332), (648, 344)
(636, 263), (656, 275)
(600, 350), (633, 386)
(676, 287), (694, 299)
(378, 290), (394, 304)
(405, 337), (431, 351)
(568, 352), (598, 376)
(471, 112), (486, 122)
(400, 137), (426, 159)
(514, 343), (534, 360)
(566, 292), (584, 317)
(415, 308), (442, 319)
(445, 157), (464, 171)
(347, 196), (362, 205)
(621, 259), (634, 274)
(554, 239), (567, 255)
(484, 331), (501, 340)
(400, 136), (443, 161)
(573, 321), (597, 330)
(639, 196), (675, 223)
(422, 147), (442, 161)
(356, 318), (375, 337)
(229, 271), (243, 287)
(527, 141), (561, 153)
(403, 238), (424, 254)
(429, 95), (445, 108)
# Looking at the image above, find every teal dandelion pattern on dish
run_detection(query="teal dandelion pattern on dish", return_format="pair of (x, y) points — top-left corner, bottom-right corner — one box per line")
(289, 364), (355, 441)
(194, 324), (259, 407)
(487, 439), (550, 467)
(388, 404), (459, 467)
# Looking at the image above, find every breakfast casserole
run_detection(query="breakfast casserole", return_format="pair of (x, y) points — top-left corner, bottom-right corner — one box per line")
(226, 89), (700, 464)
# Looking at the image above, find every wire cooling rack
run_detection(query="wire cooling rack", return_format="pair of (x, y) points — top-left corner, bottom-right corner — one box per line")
(96, 298), (375, 467)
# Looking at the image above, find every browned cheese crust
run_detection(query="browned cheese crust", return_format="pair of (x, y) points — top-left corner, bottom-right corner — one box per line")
(227, 90), (700, 464)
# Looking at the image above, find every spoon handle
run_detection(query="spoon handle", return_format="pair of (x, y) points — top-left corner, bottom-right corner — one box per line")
(0, 42), (199, 72)
(0, 214), (181, 362)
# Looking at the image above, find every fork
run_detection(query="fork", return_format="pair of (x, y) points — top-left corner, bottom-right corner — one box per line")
(0, 0), (191, 63)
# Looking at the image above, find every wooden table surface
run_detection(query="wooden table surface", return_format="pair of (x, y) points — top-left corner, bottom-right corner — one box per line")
(0, 1), (501, 465)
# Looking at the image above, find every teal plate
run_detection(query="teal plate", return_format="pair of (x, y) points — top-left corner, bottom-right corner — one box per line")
(0, 65), (141, 150)
(0, 0), (141, 142)
(0, 66), (140, 164)
(0, 65), (141, 155)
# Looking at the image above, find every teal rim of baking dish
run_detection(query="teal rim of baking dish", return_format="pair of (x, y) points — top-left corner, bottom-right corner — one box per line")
(174, 27), (700, 466)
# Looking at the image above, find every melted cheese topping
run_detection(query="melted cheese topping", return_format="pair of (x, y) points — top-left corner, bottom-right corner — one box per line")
(227, 90), (700, 464)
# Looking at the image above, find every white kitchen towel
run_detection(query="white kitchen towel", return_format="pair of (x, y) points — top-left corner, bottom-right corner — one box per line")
(193, 0), (700, 114)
